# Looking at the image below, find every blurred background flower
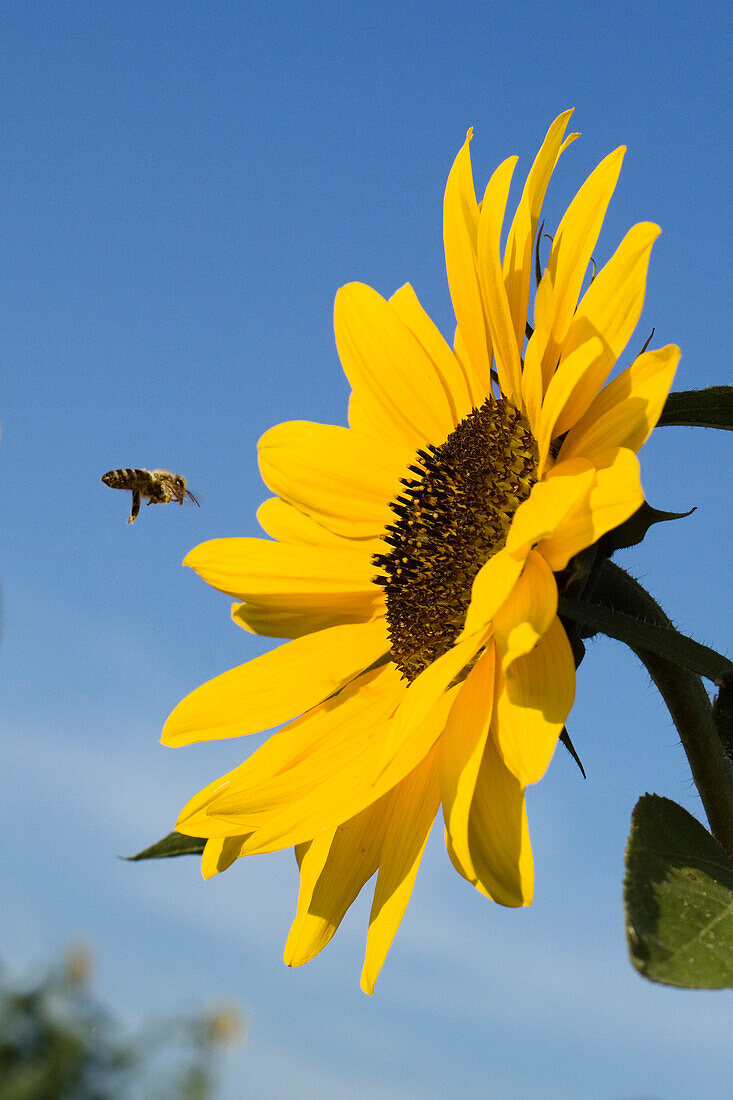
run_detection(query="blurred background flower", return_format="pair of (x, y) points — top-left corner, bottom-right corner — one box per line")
(0, 945), (243, 1100)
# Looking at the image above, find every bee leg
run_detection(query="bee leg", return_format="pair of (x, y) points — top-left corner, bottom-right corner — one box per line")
(127, 490), (141, 524)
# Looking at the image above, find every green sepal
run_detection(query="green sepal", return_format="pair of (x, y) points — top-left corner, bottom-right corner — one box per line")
(625, 794), (733, 988)
(559, 727), (586, 777)
(598, 501), (695, 555)
(124, 832), (206, 860)
(558, 595), (733, 683)
(658, 385), (733, 430)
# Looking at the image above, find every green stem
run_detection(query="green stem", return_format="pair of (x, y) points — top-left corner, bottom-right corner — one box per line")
(557, 596), (733, 682)
(594, 562), (733, 858)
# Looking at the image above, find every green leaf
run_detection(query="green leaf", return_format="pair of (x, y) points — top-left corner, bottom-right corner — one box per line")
(598, 501), (695, 555)
(558, 595), (733, 682)
(124, 832), (206, 860)
(625, 794), (733, 987)
(658, 386), (733, 430)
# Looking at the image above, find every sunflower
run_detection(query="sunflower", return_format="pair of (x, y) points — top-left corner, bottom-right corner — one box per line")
(163, 109), (679, 994)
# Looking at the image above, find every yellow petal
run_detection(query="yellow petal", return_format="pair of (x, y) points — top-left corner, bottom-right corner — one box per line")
(257, 496), (381, 551)
(493, 616), (575, 785)
(258, 420), (403, 538)
(536, 335), (603, 473)
(538, 222), (661, 464)
(176, 765), (254, 838)
(335, 282), (456, 455)
(538, 447), (643, 572)
(376, 628), (489, 782)
(201, 836), (248, 880)
(503, 110), (576, 354)
(441, 641), (531, 906)
(453, 322), (488, 408)
(200, 666), (457, 855)
(477, 156), (523, 405)
(462, 548), (526, 637)
(229, 691), (451, 856)
(286, 834), (334, 961)
(389, 283), (474, 426)
(231, 590), (385, 640)
(211, 532), (383, 634)
(558, 345), (680, 463)
(184, 537), (375, 601)
(445, 704), (533, 907)
(439, 646), (496, 889)
(543, 146), (626, 366)
(285, 791), (392, 967)
(443, 130), (493, 395)
(162, 617), (390, 746)
(529, 262), (560, 398)
(505, 459), (596, 560)
(361, 744), (441, 994)
(174, 661), (405, 837)
(521, 322), (545, 438)
(493, 550), (558, 671)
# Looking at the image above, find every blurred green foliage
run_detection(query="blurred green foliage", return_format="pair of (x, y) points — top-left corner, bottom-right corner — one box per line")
(0, 947), (242, 1099)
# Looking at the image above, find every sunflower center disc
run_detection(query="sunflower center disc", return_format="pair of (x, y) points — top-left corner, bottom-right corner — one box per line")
(374, 396), (539, 682)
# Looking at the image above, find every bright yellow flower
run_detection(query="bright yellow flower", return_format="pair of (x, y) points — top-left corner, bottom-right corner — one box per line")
(163, 110), (679, 994)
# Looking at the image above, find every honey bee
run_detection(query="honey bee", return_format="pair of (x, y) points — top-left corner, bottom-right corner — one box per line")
(101, 468), (200, 524)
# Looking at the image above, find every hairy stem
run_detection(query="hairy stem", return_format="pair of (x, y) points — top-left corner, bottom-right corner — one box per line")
(595, 561), (733, 858)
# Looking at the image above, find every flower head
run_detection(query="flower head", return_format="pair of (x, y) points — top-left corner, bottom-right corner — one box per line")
(163, 110), (679, 993)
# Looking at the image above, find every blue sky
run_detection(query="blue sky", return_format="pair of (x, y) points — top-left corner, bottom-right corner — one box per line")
(1, 2), (731, 1096)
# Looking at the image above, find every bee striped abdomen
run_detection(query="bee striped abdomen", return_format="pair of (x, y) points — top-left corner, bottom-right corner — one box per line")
(101, 468), (155, 491)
